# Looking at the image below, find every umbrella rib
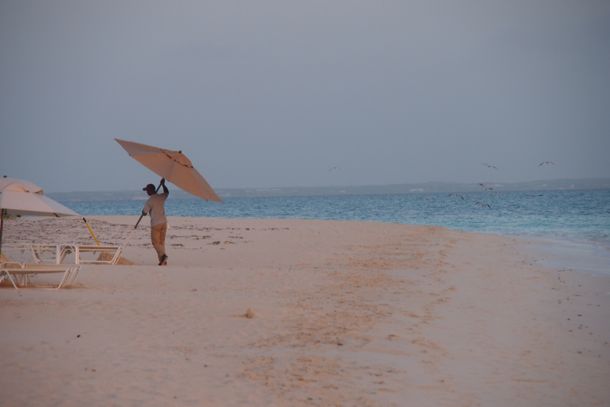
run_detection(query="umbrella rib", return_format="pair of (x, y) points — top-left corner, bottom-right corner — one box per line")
(162, 151), (194, 169)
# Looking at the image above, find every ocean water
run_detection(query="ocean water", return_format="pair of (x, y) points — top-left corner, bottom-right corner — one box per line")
(66, 189), (610, 247)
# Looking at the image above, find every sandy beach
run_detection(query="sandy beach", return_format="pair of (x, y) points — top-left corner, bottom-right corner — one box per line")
(1, 216), (609, 406)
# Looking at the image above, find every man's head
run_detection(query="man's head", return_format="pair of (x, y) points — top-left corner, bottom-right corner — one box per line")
(143, 184), (156, 196)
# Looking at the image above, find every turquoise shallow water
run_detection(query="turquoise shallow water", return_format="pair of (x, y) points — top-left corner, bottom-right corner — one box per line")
(64, 189), (610, 247)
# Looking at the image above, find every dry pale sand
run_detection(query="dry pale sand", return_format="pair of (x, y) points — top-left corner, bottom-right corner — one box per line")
(1, 216), (609, 407)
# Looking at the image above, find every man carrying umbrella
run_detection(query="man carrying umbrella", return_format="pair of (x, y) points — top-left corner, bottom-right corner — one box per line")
(142, 178), (169, 266)
(116, 138), (222, 265)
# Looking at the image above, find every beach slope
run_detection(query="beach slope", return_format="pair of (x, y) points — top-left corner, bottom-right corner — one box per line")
(1, 216), (609, 406)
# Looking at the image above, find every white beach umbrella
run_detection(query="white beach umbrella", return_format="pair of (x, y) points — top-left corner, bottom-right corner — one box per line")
(0, 177), (79, 255)
(115, 138), (222, 202)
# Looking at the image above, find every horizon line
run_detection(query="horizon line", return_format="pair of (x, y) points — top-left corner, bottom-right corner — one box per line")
(48, 177), (610, 195)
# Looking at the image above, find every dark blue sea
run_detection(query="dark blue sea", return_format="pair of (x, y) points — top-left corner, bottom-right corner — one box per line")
(65, 189), (610, 248)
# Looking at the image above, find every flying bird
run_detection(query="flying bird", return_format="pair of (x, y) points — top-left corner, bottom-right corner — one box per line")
(328, 166), (339, 172)
(482, 163), (499, 170)
(538, 161), (556, 167)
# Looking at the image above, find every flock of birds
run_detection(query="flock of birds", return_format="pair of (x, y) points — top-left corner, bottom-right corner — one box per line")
(483, 161), (556, 170)
(325, 161), (556, 210)
(458, 161), (557, 210)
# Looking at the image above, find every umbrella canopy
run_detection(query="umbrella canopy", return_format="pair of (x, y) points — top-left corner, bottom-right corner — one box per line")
(0, 177), (79, 256)
(0, 177), (78, 217)
(115, 138), (222, 202)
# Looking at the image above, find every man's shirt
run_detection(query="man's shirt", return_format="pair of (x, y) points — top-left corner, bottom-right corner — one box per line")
(143, 192), (168, 226)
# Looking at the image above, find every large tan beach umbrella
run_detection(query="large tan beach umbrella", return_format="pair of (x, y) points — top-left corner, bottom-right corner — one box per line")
(0, 176), (79, 255)
(115, 138), (222, 202)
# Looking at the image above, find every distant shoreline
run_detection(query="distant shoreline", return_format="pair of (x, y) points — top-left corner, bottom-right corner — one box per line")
(49, 177), (610, 201)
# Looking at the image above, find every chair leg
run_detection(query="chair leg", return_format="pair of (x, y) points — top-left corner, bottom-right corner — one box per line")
(14, 273), (29, 287)
(57, 269), (71, 289)
(1, 271), (19, 289)
(66, 267), (80, 286)
(56, 266), (80, 288)
(111, 249), (121, 265)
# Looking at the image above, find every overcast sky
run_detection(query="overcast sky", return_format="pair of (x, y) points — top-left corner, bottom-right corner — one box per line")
(1, 0), (609, 192)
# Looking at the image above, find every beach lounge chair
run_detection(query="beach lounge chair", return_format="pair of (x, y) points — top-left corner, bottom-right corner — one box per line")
(0, 262), (80, 289)
(29, 244), (66, 264)
(27, 243), (122, 265)
(60, 244), (123, 265)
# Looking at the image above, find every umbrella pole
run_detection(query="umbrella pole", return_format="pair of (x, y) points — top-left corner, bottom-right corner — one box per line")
(0, 209), (4, 257)
(134, 214), (145, 229)
(134, 181), (163, 229)
(83, 217), (101, 246)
